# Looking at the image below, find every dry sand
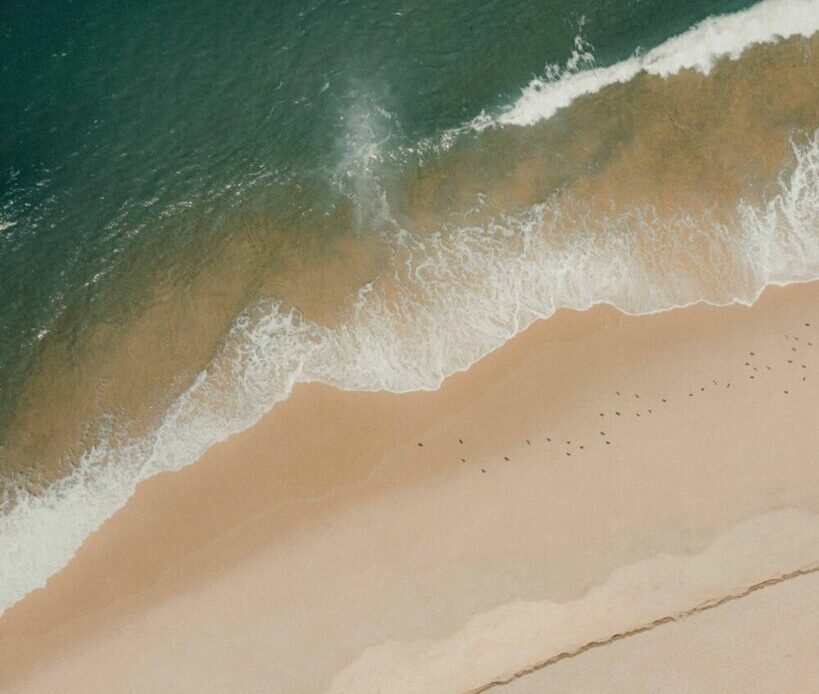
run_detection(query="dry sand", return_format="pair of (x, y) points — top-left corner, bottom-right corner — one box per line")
(2, 281), (819, 693)
(500, 568), (819, 694)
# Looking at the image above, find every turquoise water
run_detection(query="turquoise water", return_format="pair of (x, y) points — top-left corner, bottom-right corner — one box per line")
(1, 0), (754, 415)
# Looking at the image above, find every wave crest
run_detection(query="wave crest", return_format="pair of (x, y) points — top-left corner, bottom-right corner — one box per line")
(2, 130), (818, 616)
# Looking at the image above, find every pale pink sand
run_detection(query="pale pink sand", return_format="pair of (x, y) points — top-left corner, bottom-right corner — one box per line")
(501, 568), (819, 694)
(2, 282), (819, 692)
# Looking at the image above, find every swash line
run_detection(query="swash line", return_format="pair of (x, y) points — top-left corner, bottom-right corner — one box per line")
(470, 561), (819, 693)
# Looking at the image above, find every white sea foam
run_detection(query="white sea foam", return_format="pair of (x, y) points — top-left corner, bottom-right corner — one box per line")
(457, 0), (819, 132)
(1, 129), (817, 616)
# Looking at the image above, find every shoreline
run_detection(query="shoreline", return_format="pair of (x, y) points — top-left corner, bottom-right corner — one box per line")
(3, 280), (819, 691)
(4, 274), (819, 620)
(3, 30), (819, 621)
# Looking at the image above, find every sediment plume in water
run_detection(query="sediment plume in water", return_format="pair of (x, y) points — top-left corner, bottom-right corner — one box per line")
(1, 15), (819, 615)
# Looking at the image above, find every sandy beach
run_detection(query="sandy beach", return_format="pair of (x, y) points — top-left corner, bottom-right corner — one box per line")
(501, 567), (819, 693)
(2, 280), (819, 693)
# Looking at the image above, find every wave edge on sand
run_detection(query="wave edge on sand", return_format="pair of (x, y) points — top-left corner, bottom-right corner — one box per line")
(1, 59), (818, 620)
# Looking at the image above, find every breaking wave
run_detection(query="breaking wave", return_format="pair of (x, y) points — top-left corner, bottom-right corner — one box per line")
(3, 0), (819, 616)
(453, 0), (819, 134)
(1, 129), (817, 616)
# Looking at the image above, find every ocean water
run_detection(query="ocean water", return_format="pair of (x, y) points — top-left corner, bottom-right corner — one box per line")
(1, 0), (819, 613)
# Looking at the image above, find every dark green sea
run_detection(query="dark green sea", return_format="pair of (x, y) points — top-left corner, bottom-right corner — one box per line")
(0, 0), (758, 407)
(1, 0), (818, 614)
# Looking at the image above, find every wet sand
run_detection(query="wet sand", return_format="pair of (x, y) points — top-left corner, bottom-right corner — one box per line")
(2, 281), (819, 692)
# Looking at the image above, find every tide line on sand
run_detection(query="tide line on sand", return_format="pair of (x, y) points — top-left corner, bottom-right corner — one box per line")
(326, 509), (819, 693)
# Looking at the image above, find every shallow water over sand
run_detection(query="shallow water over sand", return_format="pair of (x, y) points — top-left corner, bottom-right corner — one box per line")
(1, 3), (819, 616)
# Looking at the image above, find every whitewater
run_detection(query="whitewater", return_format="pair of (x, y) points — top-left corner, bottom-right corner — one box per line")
(2, 0), (819, 616)
(464, 0), (819, 132)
